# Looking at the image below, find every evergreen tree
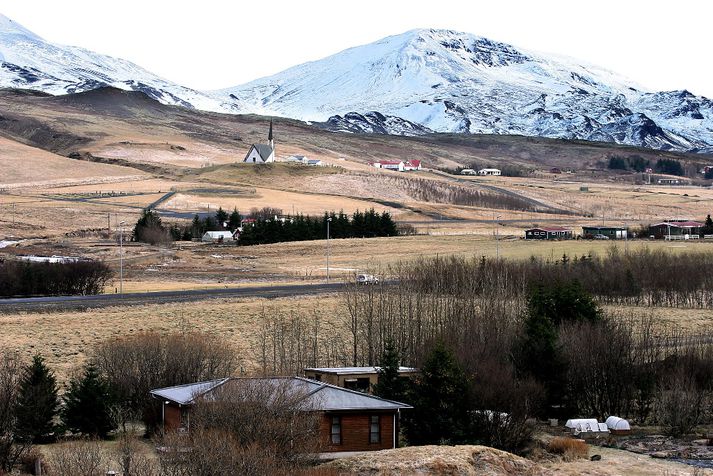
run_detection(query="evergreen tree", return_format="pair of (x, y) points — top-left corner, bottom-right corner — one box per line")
(14, 355), (59, 443)
(405, 342), (470, 445)
(228, 208), (242, 231)
(703, 214), (713, 235)
(132, 209), (168, 244)
(373, 339), (408, 401)
(62, 363), (117, 438)
(215, 207), (229, 229)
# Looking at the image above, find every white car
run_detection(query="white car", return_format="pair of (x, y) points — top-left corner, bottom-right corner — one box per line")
(356, 274), (379, 284)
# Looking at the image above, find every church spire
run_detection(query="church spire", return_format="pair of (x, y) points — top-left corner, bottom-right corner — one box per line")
(268, 120), (274, 150)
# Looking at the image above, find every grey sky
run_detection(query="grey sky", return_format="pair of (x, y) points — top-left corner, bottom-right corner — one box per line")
(2, 0), (711, 97)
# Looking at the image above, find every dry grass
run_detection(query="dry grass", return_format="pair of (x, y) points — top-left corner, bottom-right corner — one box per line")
(547, 437), (588, 461)
(0, 136), (145, 188)
(0, 295), (345, 383)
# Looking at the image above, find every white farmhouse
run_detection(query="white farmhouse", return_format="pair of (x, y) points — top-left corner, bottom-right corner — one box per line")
(478, 168), (501, 176)
(244, 121), (275, 164)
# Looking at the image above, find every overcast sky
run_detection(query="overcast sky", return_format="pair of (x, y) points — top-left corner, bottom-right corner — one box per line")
(2, 0), (712, 97)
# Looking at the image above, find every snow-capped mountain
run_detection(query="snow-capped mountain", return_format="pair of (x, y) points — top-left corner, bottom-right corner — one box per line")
(0, 14), (223, 111)
(2, 15), (711, 153)
(217, 29), (713, 152)
(316, 111), (433, 136)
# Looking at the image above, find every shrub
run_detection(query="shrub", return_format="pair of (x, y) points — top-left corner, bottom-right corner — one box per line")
(547, 437), (588, 460)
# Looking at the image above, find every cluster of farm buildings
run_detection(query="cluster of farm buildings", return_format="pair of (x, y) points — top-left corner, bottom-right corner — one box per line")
(526, 220), (710, 240)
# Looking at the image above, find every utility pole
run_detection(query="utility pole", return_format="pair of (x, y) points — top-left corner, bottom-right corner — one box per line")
(326, 217), (332, 282)
(119, 221), (126, 295)
(495, 214), (502, 259)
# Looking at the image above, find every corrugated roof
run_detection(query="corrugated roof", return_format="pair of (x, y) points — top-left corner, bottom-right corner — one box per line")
(527, 227), (571, 232)
(651, 221), (704, 228)
(150, 377), (412, 411)
(150, 378), (228, 405)
(304, 366), (418, 375)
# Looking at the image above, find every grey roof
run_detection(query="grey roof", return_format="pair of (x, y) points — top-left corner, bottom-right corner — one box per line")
(304, 366), (418, 375)
(150, 377), (411, 411)
(150, 378), (228, 405)
(245, 143), (273, 161)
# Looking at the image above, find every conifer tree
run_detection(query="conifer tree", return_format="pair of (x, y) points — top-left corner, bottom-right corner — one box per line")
(14, 355), (59, 443)
(373, 339), (408, 402)
(405, 342), (470, 445)
(62, 363), (117, 438)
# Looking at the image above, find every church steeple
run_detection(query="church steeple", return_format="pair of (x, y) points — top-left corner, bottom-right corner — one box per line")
(268, 120), (274, 150)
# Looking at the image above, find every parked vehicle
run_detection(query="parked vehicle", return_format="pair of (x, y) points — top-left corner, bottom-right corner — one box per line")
(593, 234), (610, 240)
(356, 273), (379, 284)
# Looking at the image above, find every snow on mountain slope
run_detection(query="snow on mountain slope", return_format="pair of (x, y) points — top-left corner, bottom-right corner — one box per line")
(216, 29), (713, 152)
(0, 14), (223, 111)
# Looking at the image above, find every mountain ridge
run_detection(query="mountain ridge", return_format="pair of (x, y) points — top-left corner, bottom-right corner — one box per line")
(1, 16), (711, 153)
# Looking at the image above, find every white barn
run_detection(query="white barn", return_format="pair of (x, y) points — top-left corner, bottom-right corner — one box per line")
(243, 121), (275, 164)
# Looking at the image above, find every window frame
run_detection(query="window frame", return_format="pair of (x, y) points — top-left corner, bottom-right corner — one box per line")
(330, 415), (342, 445)
(369, 415), (381, 444)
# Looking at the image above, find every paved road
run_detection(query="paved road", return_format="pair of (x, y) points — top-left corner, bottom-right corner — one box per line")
(0, 282), (346, 312)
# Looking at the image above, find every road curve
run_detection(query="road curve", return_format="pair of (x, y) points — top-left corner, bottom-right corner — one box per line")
(0, 282), (345, 312)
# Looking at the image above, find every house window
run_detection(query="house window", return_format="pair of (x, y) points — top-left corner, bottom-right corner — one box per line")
(330, 416), (341, 445)
(369, 415), (380, 443)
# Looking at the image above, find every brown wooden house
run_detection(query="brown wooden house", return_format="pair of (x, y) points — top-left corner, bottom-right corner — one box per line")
(150, 377), (412, 452)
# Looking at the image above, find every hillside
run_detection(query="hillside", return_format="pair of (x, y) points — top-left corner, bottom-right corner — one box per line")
(218, 29), (713, 153)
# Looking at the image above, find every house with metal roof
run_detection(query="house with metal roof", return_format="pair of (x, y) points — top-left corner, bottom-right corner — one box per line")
(582, 226), (628, 240)
(649, 220), (704, 239)
(243, 120), (275, 163)
(525, 227), (573, 240)
(304, 366), (419, 393)
(150, 376), (412, 452)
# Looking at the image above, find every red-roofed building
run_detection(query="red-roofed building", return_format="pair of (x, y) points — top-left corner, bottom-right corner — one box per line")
(525, 227), (573, 240)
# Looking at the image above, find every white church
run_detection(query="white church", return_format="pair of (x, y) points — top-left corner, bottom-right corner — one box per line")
(243, 121), (275, 164)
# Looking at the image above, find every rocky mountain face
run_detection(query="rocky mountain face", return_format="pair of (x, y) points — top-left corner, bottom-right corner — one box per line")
(2, 15), (711, 153)
(0, 14), (222, 111)
(217, 29), (713, 153)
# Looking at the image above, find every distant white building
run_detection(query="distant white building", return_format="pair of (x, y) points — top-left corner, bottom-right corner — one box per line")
(243, 121), (275, 164)
(460, 169), (477, 175)
(478, 168), (501, 176)
(369, 159), (421, 172)
(201, 231), (234, 243)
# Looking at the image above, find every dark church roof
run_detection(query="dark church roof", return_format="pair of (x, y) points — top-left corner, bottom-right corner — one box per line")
(248, 143), (274, 161)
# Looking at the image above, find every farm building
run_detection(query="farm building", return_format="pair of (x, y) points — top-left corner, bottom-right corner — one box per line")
(201, 231), (235, 243)
(460, 169), (477, 175)
(478, 168), (501, 176)
(649, 220), (704, 239)
(243, 121), (275, 164)
(150, 377), (412, 452)
(370, 160), (421, 171)
(303, 366), (419, 393)
(525, 227), (573, 240)
(582, 226), (628, 239)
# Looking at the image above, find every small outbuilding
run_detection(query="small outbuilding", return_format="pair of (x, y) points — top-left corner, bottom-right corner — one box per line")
(582, 226), (628, 240)
(304, 366), (419, 393)
(525, 227), (573, 240)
